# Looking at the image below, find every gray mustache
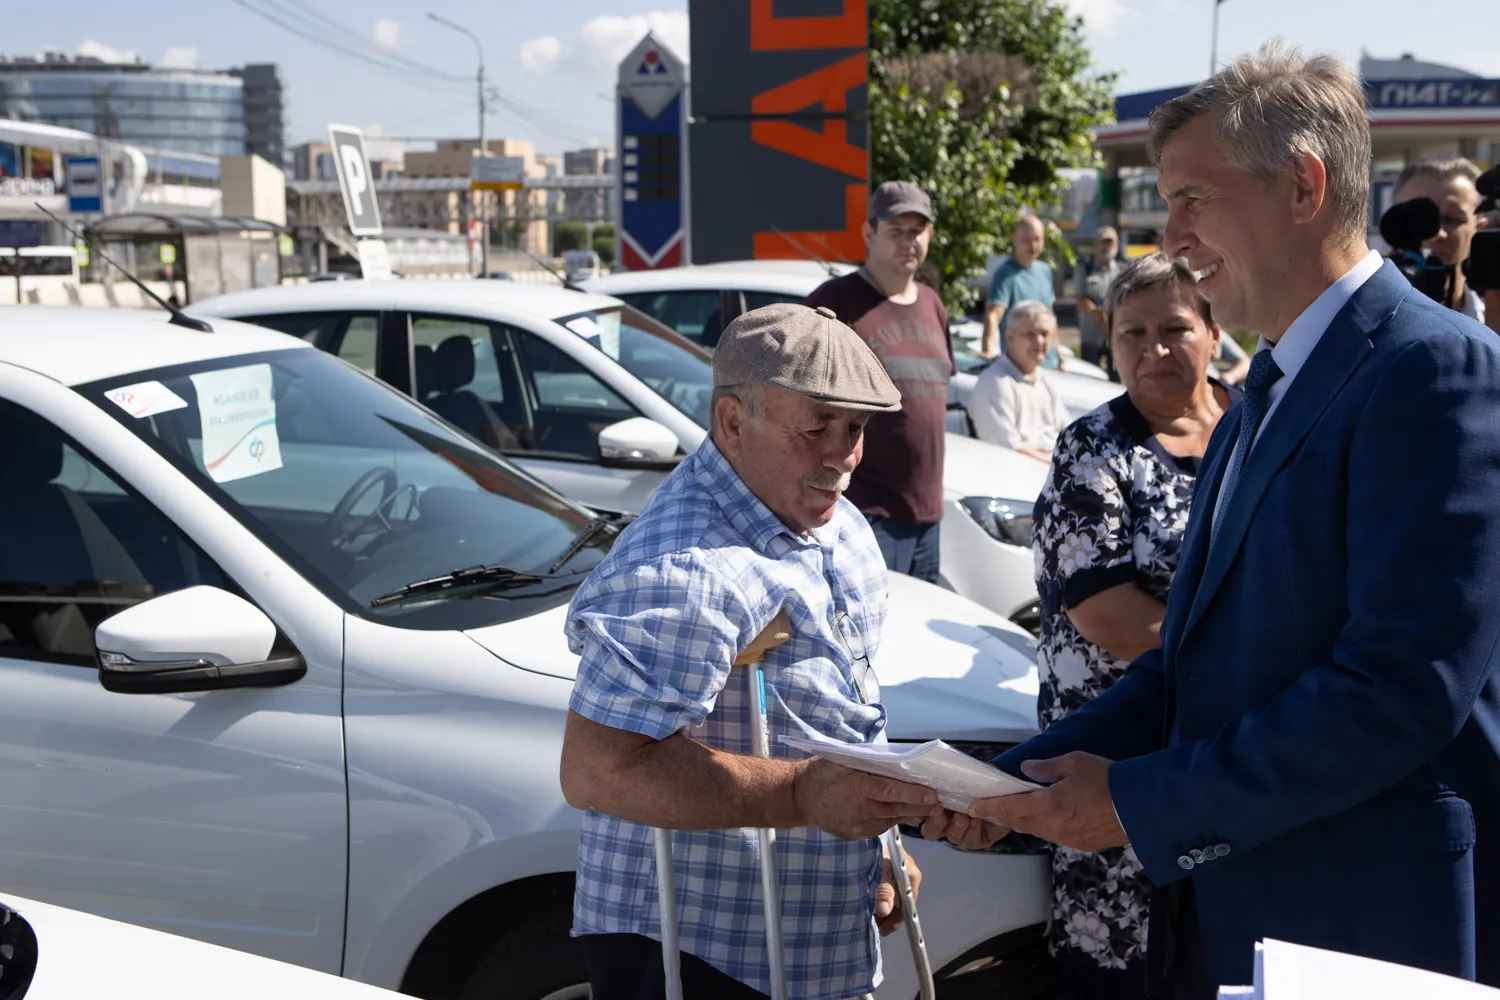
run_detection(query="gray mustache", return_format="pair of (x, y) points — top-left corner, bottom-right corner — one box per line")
(805, 471), (853, 492)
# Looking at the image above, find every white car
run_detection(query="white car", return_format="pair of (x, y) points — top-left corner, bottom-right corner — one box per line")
(580, 261), (1120, 424)
(0, 893), (403, 999)
(0, 307), (1049, 1000)
(192, 281), (1049, 626)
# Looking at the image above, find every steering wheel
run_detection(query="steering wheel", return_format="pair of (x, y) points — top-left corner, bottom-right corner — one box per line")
(327, 467), (398, 549)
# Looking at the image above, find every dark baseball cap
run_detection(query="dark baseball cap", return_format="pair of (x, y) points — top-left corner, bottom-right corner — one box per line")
(868, 181), (933, 223)
(713, 303), (902, 412)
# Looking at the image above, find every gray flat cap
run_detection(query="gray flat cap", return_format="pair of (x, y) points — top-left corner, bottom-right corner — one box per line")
(714, 303), (902, 412)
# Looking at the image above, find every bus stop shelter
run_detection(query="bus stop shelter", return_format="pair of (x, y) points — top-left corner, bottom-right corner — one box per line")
(84, 214), (287, 304)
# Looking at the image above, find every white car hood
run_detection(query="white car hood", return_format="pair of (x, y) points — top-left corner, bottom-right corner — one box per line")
(464, 574), (1040, 744)
(1, 893), (400, 999)
(942, 432), (1049, 504)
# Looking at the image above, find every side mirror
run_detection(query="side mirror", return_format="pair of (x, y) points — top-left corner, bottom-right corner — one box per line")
(597, 417), (681, 470)
(94, 586), (306, 695)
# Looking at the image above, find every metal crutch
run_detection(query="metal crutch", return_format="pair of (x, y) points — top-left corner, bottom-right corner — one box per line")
(654, 612), (795, 1000)
(654, 613), (937, 1000)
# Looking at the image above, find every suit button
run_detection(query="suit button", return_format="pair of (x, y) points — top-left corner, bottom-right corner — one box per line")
(1190, 849), (1206, 864)
(1177, 855), (1195, 870)
(1215, 843), (1231, 858)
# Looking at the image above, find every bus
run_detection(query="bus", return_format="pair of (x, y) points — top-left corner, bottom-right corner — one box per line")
(0, 245), (81, 303)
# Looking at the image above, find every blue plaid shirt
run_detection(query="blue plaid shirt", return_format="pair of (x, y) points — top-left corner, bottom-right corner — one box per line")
(567, 438), (891, 999)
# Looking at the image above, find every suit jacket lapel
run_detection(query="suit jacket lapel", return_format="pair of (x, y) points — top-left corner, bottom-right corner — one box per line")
(1179, 263), (1407, 643)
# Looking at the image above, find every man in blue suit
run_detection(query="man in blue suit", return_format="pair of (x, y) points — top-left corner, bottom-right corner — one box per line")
(922, 42), (1500, 997)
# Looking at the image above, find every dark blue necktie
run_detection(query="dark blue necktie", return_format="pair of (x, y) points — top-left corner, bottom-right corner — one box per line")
(1211, 350), (1284, 543)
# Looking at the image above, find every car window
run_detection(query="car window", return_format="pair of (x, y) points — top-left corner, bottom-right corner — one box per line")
(409, 314), (529, 453)
(0, 401), (228, 666)
(240, 311), (381, 376)
(557, 307), (713, 429)
(512, 330), (640, 461)
(742, 290), (807, 312)
(83, 349), (609, 631)
(618, 290), (722, 347)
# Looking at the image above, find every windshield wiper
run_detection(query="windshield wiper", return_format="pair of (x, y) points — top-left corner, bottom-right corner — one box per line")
(370, 564), (543, 608)
(549, 515), (619, 574)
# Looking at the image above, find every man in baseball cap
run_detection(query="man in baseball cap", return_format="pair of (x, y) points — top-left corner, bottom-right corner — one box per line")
(561, 303), (934, 999)
(807, 180), (954, 585)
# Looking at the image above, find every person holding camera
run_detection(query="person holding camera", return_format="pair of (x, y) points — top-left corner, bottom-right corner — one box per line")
(1390, 156), (1486, 325)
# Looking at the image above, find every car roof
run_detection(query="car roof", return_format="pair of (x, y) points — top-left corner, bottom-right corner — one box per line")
(582, 260), (853, 297)
(0, 307), (311, 386)
(189, 278), (624, 325)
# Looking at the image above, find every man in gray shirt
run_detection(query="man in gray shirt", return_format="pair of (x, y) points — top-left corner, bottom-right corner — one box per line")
(1074, 226), (1123, 371)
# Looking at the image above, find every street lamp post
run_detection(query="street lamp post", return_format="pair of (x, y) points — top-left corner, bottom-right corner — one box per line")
(427, 12), (488, 278)
(1210, 0), (1223, 77)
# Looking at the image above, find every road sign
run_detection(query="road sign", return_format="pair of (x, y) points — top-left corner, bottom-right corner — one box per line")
(65, 156), (103, 214)
(159, 244), (177, 265)
(471, 156), (526, 191)
(327, 124), (383, 237)
(75, 245), (90, 267)
(357, 238), (393, 280)
(687, 0), (869, 264)
(617, 32), (688, 270)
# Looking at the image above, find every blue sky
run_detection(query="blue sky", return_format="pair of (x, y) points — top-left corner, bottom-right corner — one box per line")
(8, 0), (1495, 155)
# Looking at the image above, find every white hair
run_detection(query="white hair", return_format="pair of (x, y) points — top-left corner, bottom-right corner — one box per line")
(1005, 300), (1056, 334)
(711, 382), (766, 422)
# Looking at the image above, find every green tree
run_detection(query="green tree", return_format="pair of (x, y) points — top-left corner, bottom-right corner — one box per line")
(593, 232), (616, 267)
(552, 221), (589, 255)
(870, 0), (1117, 315)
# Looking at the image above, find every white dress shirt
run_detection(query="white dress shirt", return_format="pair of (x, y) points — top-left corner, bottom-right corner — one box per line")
(1211, 250), (1384, 526)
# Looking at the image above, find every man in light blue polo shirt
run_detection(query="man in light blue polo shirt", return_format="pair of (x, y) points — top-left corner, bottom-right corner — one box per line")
(982, 214), (1060, 369)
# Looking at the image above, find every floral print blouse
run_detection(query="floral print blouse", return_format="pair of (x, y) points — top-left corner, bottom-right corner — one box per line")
(1030, 386), (1235, 970)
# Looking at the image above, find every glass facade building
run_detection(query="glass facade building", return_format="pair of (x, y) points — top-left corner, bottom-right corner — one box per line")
(0, 62), (247, 158)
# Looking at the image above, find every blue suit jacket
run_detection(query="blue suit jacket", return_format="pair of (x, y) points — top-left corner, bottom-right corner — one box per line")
(998, 262), (1500, 989)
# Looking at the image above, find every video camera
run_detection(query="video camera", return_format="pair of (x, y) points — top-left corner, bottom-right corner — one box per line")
(1380, 165), (1500, 305)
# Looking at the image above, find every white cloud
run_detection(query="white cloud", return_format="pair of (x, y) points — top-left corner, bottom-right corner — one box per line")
(520, 35), (562, 74)
(1065, 0), (1134, 37)
(578, 11), (689, 68)
(371, 18), (401, 52)
(519, 10), (688, 79)
(77, 39), (141, 64)
(159, 46), (198, 70)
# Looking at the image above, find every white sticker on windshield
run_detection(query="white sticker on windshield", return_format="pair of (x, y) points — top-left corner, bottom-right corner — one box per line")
(105, 380), (188, 419)
(190, 363), (284, 483)
(565, 316), (601, 339)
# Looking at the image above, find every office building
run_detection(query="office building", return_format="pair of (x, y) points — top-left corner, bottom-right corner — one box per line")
(0, 51), (285, 161)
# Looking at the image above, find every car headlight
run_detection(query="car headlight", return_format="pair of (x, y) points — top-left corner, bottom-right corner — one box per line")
(959, 497), (1036, 548)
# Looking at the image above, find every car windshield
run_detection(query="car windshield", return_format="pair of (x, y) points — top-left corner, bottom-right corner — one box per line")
(557, 306), (713, 428)
(82, 348), (614, 631)
(952, 338), (991, 375)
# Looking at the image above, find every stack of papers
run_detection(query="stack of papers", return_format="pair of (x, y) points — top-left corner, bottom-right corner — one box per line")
(1218, 939), (1500, 999)
(778, 731), (1040, 814)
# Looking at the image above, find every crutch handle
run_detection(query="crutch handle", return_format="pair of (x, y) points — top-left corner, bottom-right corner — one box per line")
(733, 611), (793, 667)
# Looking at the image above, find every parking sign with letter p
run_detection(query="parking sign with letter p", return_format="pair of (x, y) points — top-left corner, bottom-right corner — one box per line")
(327, 124), (382, 237)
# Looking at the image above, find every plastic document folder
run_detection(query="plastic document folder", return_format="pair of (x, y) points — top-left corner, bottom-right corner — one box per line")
(1217, 938), (1500, 999)
(779, 732), (1040, 814)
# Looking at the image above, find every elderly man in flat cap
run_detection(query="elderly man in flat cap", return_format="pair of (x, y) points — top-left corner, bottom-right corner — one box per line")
(560, 303), (940, 1000)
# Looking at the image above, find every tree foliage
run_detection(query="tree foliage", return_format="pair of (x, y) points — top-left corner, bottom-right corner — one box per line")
(870, 0), (1117, 314)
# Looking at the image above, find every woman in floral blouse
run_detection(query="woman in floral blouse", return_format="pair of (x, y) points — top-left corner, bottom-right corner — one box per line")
(1032, 253), (1240, 999)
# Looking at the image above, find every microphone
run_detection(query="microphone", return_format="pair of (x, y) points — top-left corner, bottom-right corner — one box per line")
(1478, 164), (1500, 201)
(1380, 196), (1441, 253)
(1478, 165), (1499, 215)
